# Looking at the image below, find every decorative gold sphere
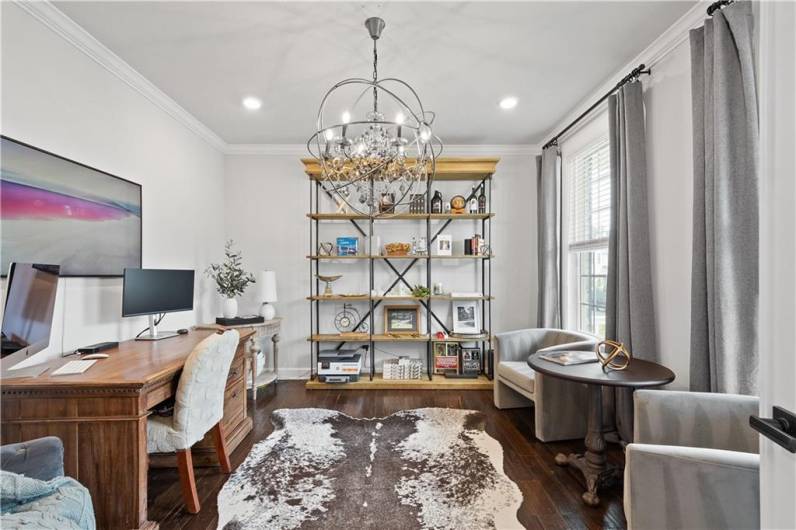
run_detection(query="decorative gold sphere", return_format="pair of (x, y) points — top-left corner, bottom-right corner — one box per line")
(596, 340), (632, 371)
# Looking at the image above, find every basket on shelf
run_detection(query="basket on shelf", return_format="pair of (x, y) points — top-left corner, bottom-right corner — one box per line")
(384, 242), (411, 256)
(383, 357), (423, 380)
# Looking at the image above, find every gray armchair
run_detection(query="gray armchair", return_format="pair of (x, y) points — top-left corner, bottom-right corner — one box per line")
(493, 328), (597, 441)
(1, 437), (95, 529)
(624, 390), (759, 530)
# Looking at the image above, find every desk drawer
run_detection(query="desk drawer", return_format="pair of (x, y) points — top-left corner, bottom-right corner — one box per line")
(227, 355), (244, 388)
(222, 379), (245, 430)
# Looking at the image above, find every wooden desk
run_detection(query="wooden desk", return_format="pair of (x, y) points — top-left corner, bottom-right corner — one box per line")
(0, 328), (254, 530)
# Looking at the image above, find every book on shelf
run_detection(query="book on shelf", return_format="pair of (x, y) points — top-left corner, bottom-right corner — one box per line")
(538, 350), (599, 366)
(449, 291), (483, 298)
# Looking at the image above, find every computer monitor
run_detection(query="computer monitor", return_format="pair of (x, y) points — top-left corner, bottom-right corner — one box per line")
(122, 268), (194, 341)
(1, 263), (60, 367)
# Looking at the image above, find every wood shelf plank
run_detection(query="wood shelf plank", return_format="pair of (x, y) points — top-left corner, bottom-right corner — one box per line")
(307, 213), (495, 220)
(429, 295), (494, 301)
(308, 334), (430, 342)
(307, 295), (370, 301)
(302, 157), (499, 181)
(307, 255), (491, 260)
(305, 373), (493, 390)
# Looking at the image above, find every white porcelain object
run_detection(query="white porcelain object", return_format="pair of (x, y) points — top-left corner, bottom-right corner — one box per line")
(257, 270), (278, 319)
(223, 298), (238, 319)
(260, 302), (276, 320)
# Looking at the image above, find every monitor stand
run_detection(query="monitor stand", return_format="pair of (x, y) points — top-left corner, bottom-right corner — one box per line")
(135, 314), (179, 341)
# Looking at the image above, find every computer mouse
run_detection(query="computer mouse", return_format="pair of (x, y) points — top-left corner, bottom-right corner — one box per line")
(81, 353), (109, 360)
(177, 329), (189, 335)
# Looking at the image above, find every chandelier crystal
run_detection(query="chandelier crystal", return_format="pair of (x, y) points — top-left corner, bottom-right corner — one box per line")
(307, 17), (443, 217)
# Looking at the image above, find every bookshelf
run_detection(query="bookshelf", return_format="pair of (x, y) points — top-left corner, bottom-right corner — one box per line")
(304, 157), (497, 390)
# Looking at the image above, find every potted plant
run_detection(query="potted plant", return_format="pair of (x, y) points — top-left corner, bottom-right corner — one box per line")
(205, 240), (255, 319)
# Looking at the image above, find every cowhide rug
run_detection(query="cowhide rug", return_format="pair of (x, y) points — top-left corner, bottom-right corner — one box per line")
(217, 408), (523, 529)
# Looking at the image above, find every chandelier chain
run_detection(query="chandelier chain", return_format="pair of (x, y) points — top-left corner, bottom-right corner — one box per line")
(372, 39), (378, 113)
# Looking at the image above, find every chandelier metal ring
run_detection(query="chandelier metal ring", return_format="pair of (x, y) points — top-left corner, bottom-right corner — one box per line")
(307, 18), (443, 217)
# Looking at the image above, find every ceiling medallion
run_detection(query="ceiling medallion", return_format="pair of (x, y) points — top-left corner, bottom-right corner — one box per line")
(307, 17), (443, 217)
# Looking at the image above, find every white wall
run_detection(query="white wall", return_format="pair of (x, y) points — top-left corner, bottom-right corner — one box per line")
(224, 151), (537, 378)
(0, 3), (226, 363)
(641, 40), (693, 389)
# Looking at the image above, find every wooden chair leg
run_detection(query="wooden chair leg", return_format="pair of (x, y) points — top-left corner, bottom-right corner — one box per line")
(211, 422), (232, 473)
(176, 449), (200, 514)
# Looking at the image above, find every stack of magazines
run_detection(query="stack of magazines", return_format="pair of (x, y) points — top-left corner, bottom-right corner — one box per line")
(538, 350), (599, 366)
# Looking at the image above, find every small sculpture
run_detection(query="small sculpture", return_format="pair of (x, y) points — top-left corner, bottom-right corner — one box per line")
(316, 274), (342, 296)
(596, 340), (632, 371)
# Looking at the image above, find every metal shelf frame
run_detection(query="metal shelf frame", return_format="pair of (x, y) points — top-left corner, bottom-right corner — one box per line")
(307, 160), (495, 384)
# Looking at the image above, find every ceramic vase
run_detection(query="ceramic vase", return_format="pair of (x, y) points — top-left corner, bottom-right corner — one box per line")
(223, 297), (238, 319)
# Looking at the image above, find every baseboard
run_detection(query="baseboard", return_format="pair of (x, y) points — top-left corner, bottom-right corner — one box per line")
(277, 367), (311, 380)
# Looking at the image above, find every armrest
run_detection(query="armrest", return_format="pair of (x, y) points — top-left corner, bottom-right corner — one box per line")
(624, 443), (759, 530)
(0, 437), (64, 481)
(634, 390), (759, 453)
(536, 339), (597, 353)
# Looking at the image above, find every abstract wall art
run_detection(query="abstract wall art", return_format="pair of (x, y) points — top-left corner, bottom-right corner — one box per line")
(1, 137), (142, 276)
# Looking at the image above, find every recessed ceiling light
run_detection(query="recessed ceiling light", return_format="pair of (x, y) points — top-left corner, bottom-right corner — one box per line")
(499, 96), (518, 110)
(242, 96), (262, 110)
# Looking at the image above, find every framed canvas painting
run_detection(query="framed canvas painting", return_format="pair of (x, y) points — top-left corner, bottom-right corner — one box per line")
(0, 136), (142, 277)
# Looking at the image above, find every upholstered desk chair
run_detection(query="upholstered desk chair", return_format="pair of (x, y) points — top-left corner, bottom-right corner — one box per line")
(493, 328), (597, 442)
(147, 330), (240, 514)
(624, 390), (759, 530)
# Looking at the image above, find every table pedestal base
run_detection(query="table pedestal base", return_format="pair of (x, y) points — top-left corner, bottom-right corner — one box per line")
(555, 452), (620, 506)
(554, 383), (621, 506)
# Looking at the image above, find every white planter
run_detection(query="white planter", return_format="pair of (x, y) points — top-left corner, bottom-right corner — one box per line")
(222, 298), (238, 319)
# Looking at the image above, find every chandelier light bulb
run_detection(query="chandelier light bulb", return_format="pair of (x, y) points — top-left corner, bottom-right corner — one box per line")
(324, 129), (335, 141)
(395, 112), (405, 124)
(341, 111), (352, 124)
(419, 124), (432, 142)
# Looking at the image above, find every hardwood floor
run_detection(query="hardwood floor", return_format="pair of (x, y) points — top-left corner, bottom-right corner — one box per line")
(148, 381), (627, 529)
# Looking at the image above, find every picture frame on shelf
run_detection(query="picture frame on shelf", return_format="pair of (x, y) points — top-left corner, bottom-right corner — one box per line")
(336, 237), (359, 256)
(460, 347), (482, 374)
(433, 341), (460, 374)
(384, 305), (420, 335)
(436, 234), (452, 256)
(452, 299), (480, 334)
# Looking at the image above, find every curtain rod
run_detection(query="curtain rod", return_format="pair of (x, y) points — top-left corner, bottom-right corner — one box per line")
(542, 63), (651, 150)
(707, 0), (734, 16)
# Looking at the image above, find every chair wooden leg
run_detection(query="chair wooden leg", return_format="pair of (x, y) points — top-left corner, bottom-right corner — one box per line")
(176, 449), (200, 514)
(211, 422), (232, 473)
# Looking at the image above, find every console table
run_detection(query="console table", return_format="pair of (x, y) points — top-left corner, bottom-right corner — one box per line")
(199, 317), (282, 400)
(528, 354), (675, 506)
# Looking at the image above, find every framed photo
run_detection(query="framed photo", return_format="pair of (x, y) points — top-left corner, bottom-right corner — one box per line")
(336, 236), (359, 256)
(436, 234), (452, 256)
(384, 305), (420, 335)
(452, 300), (480, 334)
(433, 341), (460, 374)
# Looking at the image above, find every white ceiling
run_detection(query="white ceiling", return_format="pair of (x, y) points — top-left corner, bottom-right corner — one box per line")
(55, 1), (695, 145)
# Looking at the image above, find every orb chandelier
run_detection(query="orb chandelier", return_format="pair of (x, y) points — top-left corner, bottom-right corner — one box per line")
(307, 17), (443, 217)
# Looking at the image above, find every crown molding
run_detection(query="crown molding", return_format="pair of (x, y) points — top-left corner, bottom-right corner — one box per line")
(537, 1), (708, 146)
(15, 0), (228, 153)
(224, 143), (540, 157)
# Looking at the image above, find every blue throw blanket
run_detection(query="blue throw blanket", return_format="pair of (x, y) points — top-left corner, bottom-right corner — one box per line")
(1, 470), (95, 530)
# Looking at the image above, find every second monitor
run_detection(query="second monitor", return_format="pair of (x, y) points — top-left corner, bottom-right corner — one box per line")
(122, 268), (194, 341)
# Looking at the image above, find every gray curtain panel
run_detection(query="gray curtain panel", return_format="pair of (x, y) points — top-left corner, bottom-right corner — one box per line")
(606, 81), (658, 442)
(536, 147), (562, 328)
(689, 1), (758, 395)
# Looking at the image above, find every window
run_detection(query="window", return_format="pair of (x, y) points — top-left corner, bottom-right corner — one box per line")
(567, 138), (610, 337)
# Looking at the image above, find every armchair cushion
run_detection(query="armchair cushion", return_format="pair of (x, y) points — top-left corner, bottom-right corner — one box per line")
(624, 443), (759, 530)
(0, 437), (64, 482)
(497, 361), (535, 393)
(634, 390), (759, 453)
